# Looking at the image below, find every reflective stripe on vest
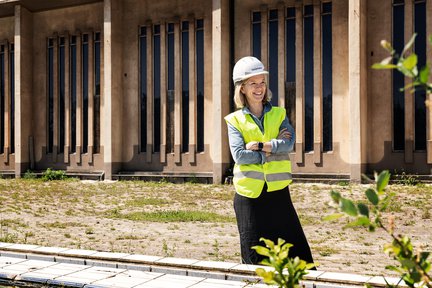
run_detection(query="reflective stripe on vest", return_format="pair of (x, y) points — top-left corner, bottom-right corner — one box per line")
(225, 107), (293, 198)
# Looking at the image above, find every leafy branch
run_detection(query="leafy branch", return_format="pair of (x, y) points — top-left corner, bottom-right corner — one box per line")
(325, 171), (431, 288)
(372, 33), (432, 95)
(252, 237), (315, 288)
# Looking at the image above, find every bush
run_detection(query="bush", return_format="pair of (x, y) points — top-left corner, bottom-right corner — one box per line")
(41, 168), (68, 181)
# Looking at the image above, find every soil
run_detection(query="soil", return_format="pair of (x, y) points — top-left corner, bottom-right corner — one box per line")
(0, 179), (431, 277)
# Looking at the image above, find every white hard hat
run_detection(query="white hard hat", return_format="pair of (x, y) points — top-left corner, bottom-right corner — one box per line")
(232, 56), (268, 84)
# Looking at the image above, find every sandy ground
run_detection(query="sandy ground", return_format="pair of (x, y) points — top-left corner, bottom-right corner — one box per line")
(0, 179), (430, 278)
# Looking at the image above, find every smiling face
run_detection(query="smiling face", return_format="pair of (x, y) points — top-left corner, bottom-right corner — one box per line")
(240, 75), (267, 106)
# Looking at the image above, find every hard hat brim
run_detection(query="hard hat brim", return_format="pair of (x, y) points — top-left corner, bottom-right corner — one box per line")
(234, 70), (268, 84)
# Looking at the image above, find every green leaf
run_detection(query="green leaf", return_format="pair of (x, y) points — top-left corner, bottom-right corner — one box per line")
(401, 33), (417, 56)
(322, 213), (345, 221)
(376, 170), (390, 194)
(365, 188), (379, 205)
(345, 216), (370, 228)
(330, 190), (341, 203)
(419, 65), (429, 84)
(357, 203), (370, 217)
(340, 198), (358, 216)
(402, 54), (418, 70)
(400, 259), (416, 269)
(371, 63), (398, 70)
(252, 246), (270, 257)
(260, 237), (275, 249)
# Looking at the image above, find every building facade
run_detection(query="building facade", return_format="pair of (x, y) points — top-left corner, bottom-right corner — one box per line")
(0, 0), (431, 183)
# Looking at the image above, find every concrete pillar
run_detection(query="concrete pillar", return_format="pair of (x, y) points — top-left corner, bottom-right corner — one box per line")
(14, 5), (33, 177)
(313, 0), (322, 164)
(212, 0), (231, 184)
(348, 0), (367, 182)
(404, 0), (414, 163)
(188, 18), (197, 164)
(103, 0), (123, 179)
(294, 2), (304, 164)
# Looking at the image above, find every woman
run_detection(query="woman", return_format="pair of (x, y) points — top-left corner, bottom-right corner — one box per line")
(225, 56), (314, 265)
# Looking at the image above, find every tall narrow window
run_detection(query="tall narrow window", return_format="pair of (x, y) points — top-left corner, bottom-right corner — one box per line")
(139, 27), (147, 152)
(9, 44), (14, 154)
(268, 9), (278, 105)
(252, 12), (261, 59)
(0, 45), (4, 154)
(322, 2), (333, 152)
(392, 0), (405, 151)
(414, 0), (426, 151)
(181, 21), (189, 153)
(59, 37), (65, 154)
(153, 25), (161, 152)
(304, 5), (314, 152)
(94, 32), (101, 153)
(70, 36), (77, 153)
(285, 7), (296, 129)
(167, 23), (175, 153)
(82, 34), (89, 154)
(196, 19), (205, 152)
(47, 39), (54, 153)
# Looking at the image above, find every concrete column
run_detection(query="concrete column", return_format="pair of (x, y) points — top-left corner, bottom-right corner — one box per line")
(64, 33), (70, 164)
(212, 0), (231, 184)
(295, 2), (304, 164)
(3, 42), (10, 164)
(277, 2), (285, 107)
(88, 32), (94, 164)
(188, 18), (197, 164)
(348, 0), (367, 182)
(313, 0), (322, 164)
(14, 5), (33, 177)
(404, 0), (414, 163)
(103, 0), (123, 179)
(427, 0), (432, 164)
(145, 24), (153, 163)
(159, 23), (167, 163)
(174, 21), (181, 163)
(260, 5), (268, 68)
(76, 32), (82, 164)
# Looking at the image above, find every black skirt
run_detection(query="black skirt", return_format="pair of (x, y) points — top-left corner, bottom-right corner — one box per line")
(234, 185), (314, 265)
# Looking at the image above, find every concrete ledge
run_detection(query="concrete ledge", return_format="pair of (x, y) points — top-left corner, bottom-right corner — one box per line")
(0, 242), (407, 288)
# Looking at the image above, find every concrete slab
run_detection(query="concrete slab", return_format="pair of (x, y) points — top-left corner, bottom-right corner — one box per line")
(122, 254), (162, 264)
(317, 271), (372, 285)
(191, 260), (238, 271)
(4, 243), (40, 252)
(85, 270), (164, 288)
(188, 277), (250, 287)
(91, 251), (131, 260)
(0, 256), (27, 267)
(134, 274), (205, 288)
(154, 257), (199, 267)
(58, 249), (99, 257)
(367, 275), (406, 287)
(33, 246), (70, 254)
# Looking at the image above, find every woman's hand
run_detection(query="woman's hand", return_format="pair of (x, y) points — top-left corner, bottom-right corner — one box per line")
(278, 128), (292, 140)
(246, 141), (260, 151)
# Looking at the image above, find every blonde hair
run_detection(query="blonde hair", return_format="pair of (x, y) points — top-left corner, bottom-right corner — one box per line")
(233, 78), (272, 109)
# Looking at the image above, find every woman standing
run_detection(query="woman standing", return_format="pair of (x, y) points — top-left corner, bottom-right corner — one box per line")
(225, 56), (314, 265)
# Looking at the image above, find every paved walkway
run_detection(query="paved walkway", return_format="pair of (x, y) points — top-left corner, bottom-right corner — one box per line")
(0, 242), (402, 287)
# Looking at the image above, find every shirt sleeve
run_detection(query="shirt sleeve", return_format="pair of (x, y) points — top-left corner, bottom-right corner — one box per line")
(270, 116), (295, 154)
(227, 123), (265, 164)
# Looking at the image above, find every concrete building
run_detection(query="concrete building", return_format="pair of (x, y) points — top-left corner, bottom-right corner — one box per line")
(0, 0), (431, 183)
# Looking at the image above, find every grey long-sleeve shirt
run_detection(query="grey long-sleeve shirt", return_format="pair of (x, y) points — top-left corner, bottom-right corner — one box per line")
(227, 103), (295, 165)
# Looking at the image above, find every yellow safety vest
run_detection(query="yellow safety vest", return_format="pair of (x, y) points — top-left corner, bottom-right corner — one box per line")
(225, 107), (292, 198)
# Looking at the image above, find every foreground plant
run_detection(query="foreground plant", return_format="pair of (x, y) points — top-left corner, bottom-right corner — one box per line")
(252, 238), (315, 288)
(372, 33), (432, 95)
(325, 170), (431, 288)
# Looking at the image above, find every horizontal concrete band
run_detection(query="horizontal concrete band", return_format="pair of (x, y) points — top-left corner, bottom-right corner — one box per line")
(0, 242), (406, 288)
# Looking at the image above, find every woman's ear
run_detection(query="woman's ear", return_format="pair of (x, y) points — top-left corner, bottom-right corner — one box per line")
(240, 85), (245, 95)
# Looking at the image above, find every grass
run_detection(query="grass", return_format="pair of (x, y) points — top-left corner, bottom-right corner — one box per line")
(108, 210), (235, 223)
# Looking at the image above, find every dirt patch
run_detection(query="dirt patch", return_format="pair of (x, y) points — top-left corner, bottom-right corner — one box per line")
(0, 179), (431, 277)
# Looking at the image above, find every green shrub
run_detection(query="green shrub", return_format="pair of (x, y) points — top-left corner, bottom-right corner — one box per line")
(41, 168), (68, 181)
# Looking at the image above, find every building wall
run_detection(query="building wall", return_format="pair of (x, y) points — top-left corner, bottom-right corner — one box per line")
(31, 3), (104, 171)
(0, 0), (431, 181)
(118, 0), (214, 174)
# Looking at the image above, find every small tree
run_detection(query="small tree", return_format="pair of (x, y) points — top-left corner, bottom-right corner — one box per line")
(325, 171), (431, 288)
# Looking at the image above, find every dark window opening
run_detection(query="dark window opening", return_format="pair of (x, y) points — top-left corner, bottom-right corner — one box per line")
(181, 21), (189, 153)
(70, 36), (77, 153)
(167, 23), (175, 153)
(304, 5), (314, 152)
(153, 25), (161, 152)
(285, 7), (296, 130)
(82, 34), (89, 154)
(268, 9), (278, 105)
(252, 12), (261, 60)
(139, 27), (147, 152)
(59, 37), (65, 154)
(94, 32), (101, 153)
(322, 2), (333, 152)
(196, 19), (205, 152)
(48, 39), (54, 153)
